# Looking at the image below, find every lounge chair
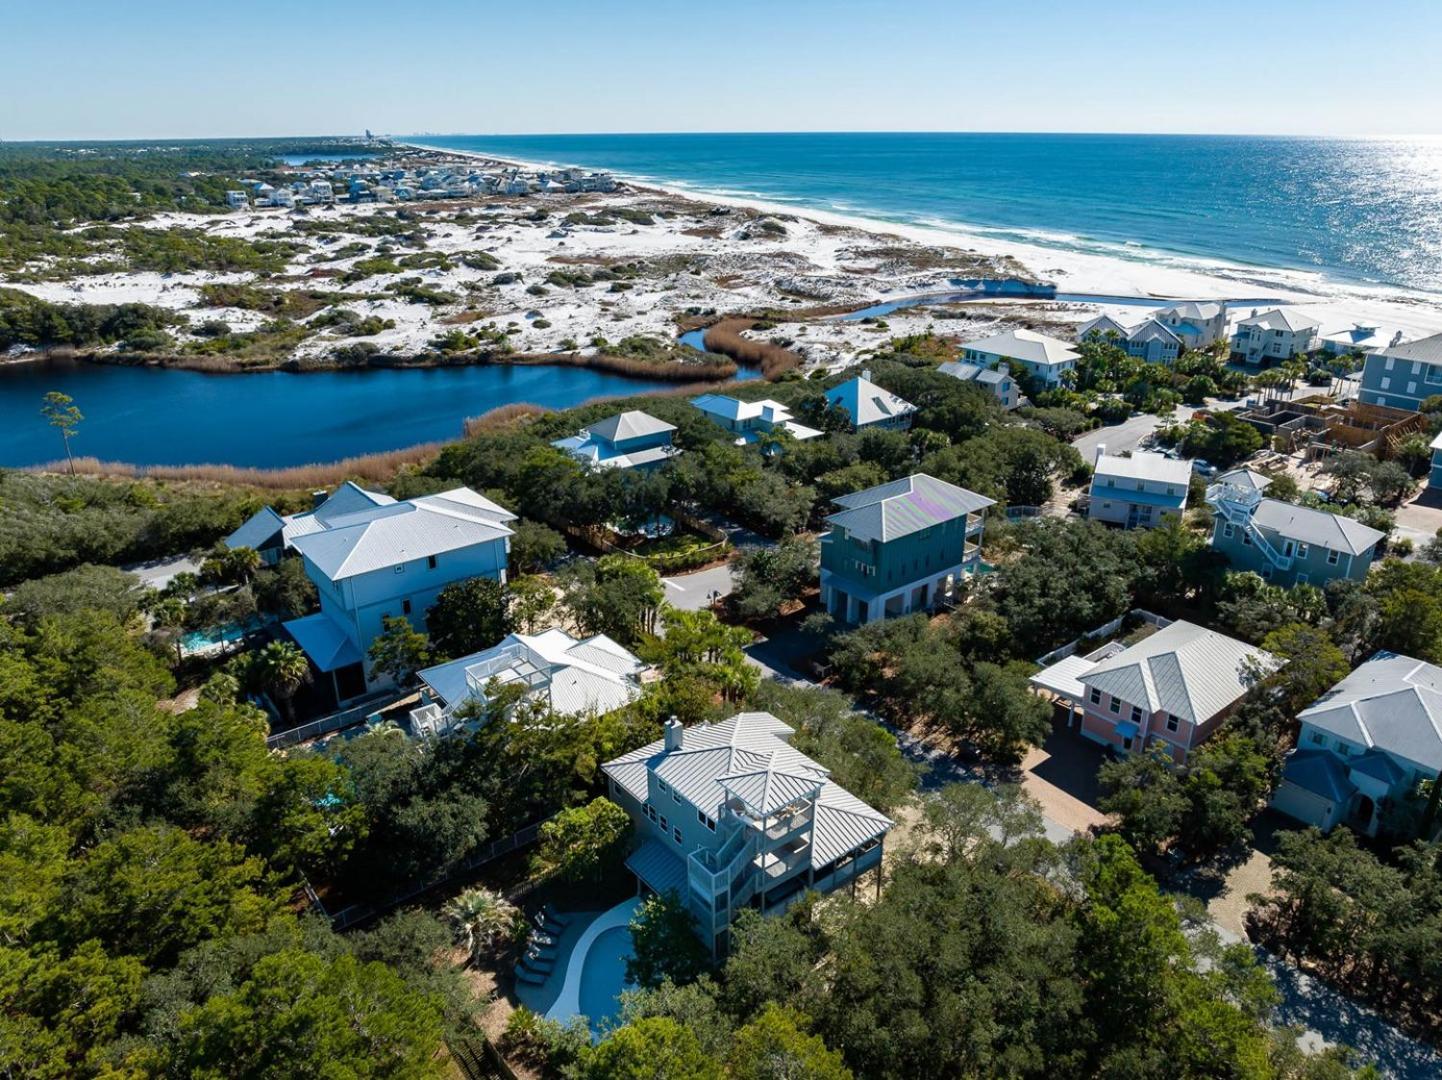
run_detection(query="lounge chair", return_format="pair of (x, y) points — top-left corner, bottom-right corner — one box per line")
(514, 965), (546, 986)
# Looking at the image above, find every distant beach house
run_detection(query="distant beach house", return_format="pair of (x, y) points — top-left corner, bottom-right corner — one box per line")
(1205, 469), (1384, 588)
(1077, 314), (1182, 365)
(1229, 308), (1319, 365)
(1087, 449), (1190, 529)
(957, 329), (1080, 387)
(1358, 332), (1442, 412)
(823, 371), (917, 431)
(227, 483), (514, 703)
(1320, 323), (1406, 358)
(225, 190), (250, 210)
(820, 473), (993, 624)
(551, 410), (680, 471)
(1272, 652), (1442, 837)
(1050, 620), (1271, 763)
(1156, 301), (1228, 349)
(408, 628), (646, 738)
(691, 394), (823, 446)
(936, 360), (1020, 409)
(604, 711), (893, 956)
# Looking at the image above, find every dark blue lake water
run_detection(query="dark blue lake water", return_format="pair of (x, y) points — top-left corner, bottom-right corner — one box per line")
(419, 132), (1442, 294)
(0, 359), (690, 468)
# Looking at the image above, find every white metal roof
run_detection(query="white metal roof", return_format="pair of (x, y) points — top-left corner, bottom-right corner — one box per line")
(960, 328), (1080, 367)
(824, 375), (916, 427)
(1093, 452), (1191, 486)
(1236, 308), (1320, 333)
(826, 473), (994, 544)
(585, 410), (677, 444)
(1251, 499), (1384, 557)
(1079, 620), (1272, 724)
(1299, 652), (1442, 772)
(603, 711), (893, 869)
(1375, 331), (1442, 365)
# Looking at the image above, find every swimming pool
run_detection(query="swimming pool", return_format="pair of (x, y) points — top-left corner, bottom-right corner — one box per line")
(577, 925), (635, 1029)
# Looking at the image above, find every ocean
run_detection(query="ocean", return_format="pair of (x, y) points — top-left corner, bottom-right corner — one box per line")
(418, 132), (1442, 295)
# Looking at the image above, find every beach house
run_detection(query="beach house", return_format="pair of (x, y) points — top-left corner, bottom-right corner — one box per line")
(1077, 315), (1182, 365)
(229, 483), (515, 703)
(603, 711), (893, 956)
(1205, 469), (1384, 588)
(408, 628), (646, 738)
(819, 473), (993, 624)
(1155, 301), (1228, 349)
(1358, 332), (1442, 412)
(690, 394), (823, 446)
(1087, 449), (1191, 529)
(823, 371), (917, 432)
(936, 360), (1020, 409)
(1068, 620), (1271, 762)
(1229, 308), (1319, 365)
(1321, 323), (1406, 358)
(225, 190), (250, 209)
(957, 329), (1080, 387)
(1272, 652), (1442, 837)
(551, 410), (680, 471)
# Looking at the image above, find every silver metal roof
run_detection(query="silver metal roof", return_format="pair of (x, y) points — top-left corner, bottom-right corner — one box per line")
(585, 410), (677, 444)
(1376, 331), (1442, 365)
(960, 328), (1079, 366)
(1250, 499), (1384, 557)
(824, 375), (916, 427)
(826, 473), (994, 544)
(1093, 452), (1191, 486)
(1299, 652), (1442, 772)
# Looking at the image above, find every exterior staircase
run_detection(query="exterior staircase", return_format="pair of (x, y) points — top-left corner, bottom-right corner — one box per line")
(1205, 481), (1293, 571)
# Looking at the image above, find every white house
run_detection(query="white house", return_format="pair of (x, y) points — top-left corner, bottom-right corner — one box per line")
(1320, 323), (1406, 358)
(823, 371), (916, 431)
(957, 329), (1080, 386)
(1272, 652), (1442, 836)
(936, 360), (1020, 409)
(409, 628), (646, 737)
(1088, 449), (1191, 529)
(225, 190), (250, 210)
(1154, 301), (1228, 349)
(691, 394), (823, 446)
(551, 410), (680, 471)
(228, 483), (515, 703)
(1230, 308), (1319, 365)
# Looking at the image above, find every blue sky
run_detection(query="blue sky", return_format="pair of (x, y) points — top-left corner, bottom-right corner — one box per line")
(5, 0), (1441, 140)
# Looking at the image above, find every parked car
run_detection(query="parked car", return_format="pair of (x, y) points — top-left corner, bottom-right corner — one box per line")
(1191, 459), (1217, 478)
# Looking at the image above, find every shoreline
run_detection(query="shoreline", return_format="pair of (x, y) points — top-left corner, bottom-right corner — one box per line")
(409, 141), (1442, 339)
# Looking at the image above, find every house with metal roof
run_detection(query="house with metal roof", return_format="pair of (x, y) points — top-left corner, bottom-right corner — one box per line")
(1229, 308), (1320, 366)
(1062, 619), (1273, 762)
(408, 628), (646, 738)
(936, 360), (1020, 410)
(690, 394), (823, 447)
(957, 328), (1080, 387)
(1088, 449), (1191, 529)
(1272, 652), (1442, 836)
(1206, 471), (1384, 588)
(823, 371), (917, 431)
(819, 473), (994, 624)
(551, 410), (681, 472)
(603, 712), (893, 956)
(1358, 331), (1442, 412)
(1077, 315), (1183, 364)
(1320, 323), (1405, 358)
(231, 484), (515, 703)
(1155, 301), (1228, 350)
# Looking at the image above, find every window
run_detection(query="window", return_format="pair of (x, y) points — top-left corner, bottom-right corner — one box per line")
(658, 814), (668, 831)
(671, 790), (681, 804)
(1108, 696), (1121, 715)
(1409, 381), (1418, 396)
(1327, 549), (1340, 565)
(1122, 736), (1134, 751)
(1282, 540), (1295, 557)
(1130, 705), (1142, 723)
(1223, 522), (1234, 539)
(1385, 357), (1395, 371)
(1296, 543), (1309, 559)
(1413, 362), (1422, 375)
(1297, 573), (1310, 585)
(1310, 731), (1326, 746)
(427, 554), (438, 570)
(697, 809), (715, 831)
(1336, 743), (1351, 757)
(658, 780), (668, 794)
(645, 804), (657, 822)
(1089, 687), (1102, 706)
(1381, 377), (1392, 390)
(393, 564), (406, 574)
(1166, 714), (1180, 732)
(1242, 531), (1252, 546)
(401, 599), (412, 616)
(673, 827), (683, 844)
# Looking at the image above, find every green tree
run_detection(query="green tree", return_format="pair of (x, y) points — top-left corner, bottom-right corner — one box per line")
(443, 886), (521, 966)
(538, 796), (631, 884)
(731, 537), (819, 622)
(510, 519), (567, 573)
(40, 390), (83, 474)
(509, 574), (557, 634)
(647, 607), (759, 703)
(367, 615), (432, 687)
(425, 577), (511, 660)
(581, 1016), (722, 1080)
(3, 563), (141, 627)
(237, 638), (311, 722)
(728, 1005), (853, 1080)
(560, 555), (664, 644)
(627, 889), (713, 990)
(1257, 622), (1349, 713)
(1098, 744), (1188, 854)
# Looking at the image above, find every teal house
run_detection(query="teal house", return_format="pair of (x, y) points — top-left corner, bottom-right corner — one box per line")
(820, 473), (993, 624)
(1206, 469), (1384, 588)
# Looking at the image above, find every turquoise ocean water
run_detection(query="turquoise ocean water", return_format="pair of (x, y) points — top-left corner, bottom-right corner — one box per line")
(419, 132), (1442, 295)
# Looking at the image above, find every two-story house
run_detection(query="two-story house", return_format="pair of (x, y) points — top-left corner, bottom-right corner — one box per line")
(956, 328), (1080, 387)
(820, 473), (993, 624)
(229, 484), (515, 703)
(1155, 301), (1227, 349)
(551, 410), (680, 471)
(1320, 323), (1405, 358)
(408, 627), (646, 737)
(1205, 469), (1384, 588)
(1072, 620), (1273, 762)
(1229, 308), (1319, 366)
(690, 394), (823, 447)
(1088, 449), (1191, 529)
(823, 371), (917, 432)
(1272, 652), (1442, 837)
(1358, 332), (1442, 411)
(1077, 315), (1182, 364)
(936, 360), (1020, 409)
(604, 712), (893, 956)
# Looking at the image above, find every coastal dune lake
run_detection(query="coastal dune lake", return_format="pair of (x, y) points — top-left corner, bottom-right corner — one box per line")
(0, 359), (694, 469)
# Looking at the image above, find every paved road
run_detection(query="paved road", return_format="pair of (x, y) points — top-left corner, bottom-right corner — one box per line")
(661, 561), (737, 611)
(122, 553), (200, 591)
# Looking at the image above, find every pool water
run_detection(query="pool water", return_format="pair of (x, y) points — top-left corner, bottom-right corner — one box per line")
(179, 620), (256, 652)
(576, 925), (635, 1030)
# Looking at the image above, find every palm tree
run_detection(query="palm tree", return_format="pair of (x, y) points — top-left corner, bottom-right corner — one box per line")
(255, 640), (309, 722)
(444, 887), (520, 966)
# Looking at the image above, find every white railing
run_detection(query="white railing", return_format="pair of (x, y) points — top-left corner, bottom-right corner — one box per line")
(1205, 483), (1293, 570)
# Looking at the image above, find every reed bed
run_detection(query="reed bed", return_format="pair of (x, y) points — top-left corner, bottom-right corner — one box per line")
(38, 443), (443, 489)
(461, 402), (551, 437)
(703, 319), (802, 379)
(509, 350), (736, 382)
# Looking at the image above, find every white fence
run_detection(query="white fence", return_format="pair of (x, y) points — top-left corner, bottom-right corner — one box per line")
(1035, 608), (1173, 667)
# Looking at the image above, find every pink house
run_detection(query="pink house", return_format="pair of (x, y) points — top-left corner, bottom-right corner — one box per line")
(1071, 620), (1272, 763)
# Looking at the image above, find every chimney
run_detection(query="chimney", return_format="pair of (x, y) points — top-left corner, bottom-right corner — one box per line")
(664, 716), (684, 752)
(312, 489), (329, 508)
(1391, 330), (1404, 347)
(861, 368), (872, 382)
(1094, 443), (1106, 467)
(997, 362), (1010, 376)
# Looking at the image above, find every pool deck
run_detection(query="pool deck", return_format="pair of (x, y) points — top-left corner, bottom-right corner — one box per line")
(513, 907), (605, 1017)
(543, 897), (640, 1026)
